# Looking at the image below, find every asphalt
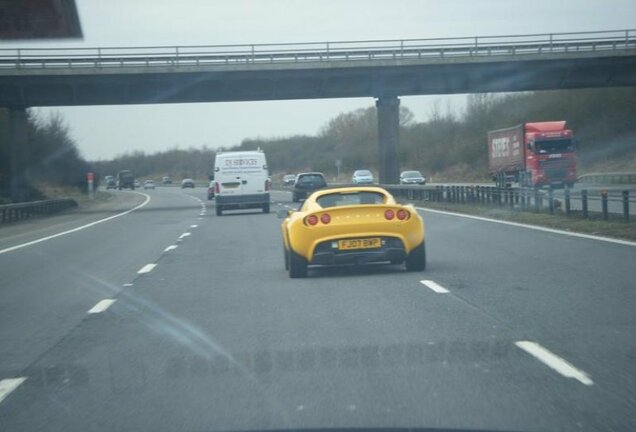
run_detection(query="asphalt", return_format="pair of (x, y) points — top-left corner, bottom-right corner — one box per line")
(0, 187), (635, 432)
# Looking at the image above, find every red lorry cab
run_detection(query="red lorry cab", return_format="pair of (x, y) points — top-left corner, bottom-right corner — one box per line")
(488, 121), (577, 188)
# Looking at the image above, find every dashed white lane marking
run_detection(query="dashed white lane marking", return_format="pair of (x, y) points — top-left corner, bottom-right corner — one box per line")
(137, 263), (157, 274)
(190, 224), (198, 228)
(0, 192), (152, 255)
(416, 207), (636, 248)
(515, 341), (593, 386)
(88, 299), (116, 314)
(0, 377), (27, 404)
(179, 232), (191, 239)
(164, 245), (178, 252)
(123, 283), (134, 287)
(420, 280), (450, 293)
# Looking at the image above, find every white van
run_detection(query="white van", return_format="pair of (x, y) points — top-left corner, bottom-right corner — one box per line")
(213, 150), (271, 216)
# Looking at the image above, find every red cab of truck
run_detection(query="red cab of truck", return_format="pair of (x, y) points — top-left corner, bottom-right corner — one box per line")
(488, 121), (577, 188)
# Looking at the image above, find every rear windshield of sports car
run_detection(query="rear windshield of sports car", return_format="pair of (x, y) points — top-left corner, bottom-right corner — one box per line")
(316, 191), (386, 208)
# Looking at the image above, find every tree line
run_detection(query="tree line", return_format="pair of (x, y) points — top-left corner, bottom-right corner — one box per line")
(229, 87), (636, 181)
(0, 110), (94, 203)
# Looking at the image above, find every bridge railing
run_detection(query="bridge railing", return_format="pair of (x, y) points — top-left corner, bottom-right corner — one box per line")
(1, 29), (634, 70)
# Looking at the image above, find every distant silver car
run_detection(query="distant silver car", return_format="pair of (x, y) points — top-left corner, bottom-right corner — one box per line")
(181, 178), (195, 188)
(143, 180), (155, 190)
(352, 169), (374, 184)
(399, 170), (426, 185)
(282, 174), (296, 187)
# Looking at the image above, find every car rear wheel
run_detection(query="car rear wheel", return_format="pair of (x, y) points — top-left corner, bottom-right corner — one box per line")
(263, 203), (270, 214)
(283, 247), (289, 270)
(405, 242), (426, 271)
(292, 193), (298, 203)
(216, 205), (223, 216)
(288, 250), (308, 278)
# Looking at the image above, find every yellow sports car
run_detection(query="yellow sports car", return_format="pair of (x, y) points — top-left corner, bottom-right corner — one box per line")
(280, 186), (426, 278)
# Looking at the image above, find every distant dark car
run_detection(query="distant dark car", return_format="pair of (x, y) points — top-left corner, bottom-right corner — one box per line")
(207, 180), (215, 200)
(399, 170), (426, 185)
(105, 178), (117, 189)
(117, 170), (135, 190)
(181, 178), (195, 188)
(162, 176), (172, 184)
(292, 172), (327, 202)
(282, 174), (296, 187)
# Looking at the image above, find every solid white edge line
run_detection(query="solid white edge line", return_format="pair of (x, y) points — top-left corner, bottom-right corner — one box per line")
(137, 263), (156, 274)
(420, 280), (450, 293)
(88, 299), (116, 314)
(515, 341), (594, 386)
(416, 207), (636, 248)
(164, 245), (178, 252)
(179, 232), (191, 239)
(0, 377), (27, 404)
(0, 192), (152, 255)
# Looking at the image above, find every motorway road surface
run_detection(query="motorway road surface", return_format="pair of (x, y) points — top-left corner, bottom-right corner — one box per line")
(1, 187), (635, 431)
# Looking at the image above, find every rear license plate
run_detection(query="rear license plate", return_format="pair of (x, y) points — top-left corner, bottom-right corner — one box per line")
(338, 238), (381, 250)
(222, 182), (240, 189)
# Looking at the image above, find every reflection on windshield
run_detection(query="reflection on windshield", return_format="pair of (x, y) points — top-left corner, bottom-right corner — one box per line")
(317, 192), (385, 208)
(535, 139), (574, 154)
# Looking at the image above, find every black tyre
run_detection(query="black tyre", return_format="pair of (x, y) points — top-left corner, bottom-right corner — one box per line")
(283, 247), (289, 271)
(405, 242), (426, 272)
(288, 250), (308, 278)
(216, 205), (223, 216)
(208, 195), (213, 200)
(292, 193), (298, 203)
(263, 203), (270, 214)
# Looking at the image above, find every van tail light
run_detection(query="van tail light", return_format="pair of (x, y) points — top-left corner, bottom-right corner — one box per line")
(384, 209), (395, 220)
(305, 215), (318, 226)
(320, 213), (331, 224)
(396, 209), (409, 220)
(214, 182), (220, 194)
(265, 179), (271, 191)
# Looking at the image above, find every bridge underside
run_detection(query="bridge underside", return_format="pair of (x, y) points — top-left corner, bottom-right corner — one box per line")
(1, 55), (635, 107)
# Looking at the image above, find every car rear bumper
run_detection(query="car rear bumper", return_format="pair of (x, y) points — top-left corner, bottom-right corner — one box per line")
(217, 193), (269, 208)
(310, 236), (406, 266)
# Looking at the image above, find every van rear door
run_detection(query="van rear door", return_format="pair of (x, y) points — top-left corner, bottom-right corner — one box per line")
(216, 154), (266, 196)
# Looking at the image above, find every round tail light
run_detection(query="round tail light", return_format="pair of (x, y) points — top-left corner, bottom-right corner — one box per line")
(397, 209), (409, 220)
(320, 213), (331, 224)
(384, 209), (395, 220)
(306, 215), (318, 225)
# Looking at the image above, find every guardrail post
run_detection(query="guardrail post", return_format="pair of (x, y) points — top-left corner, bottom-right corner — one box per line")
(446, 186), (451, 203)
(623, 191), (630, 222)
(564, 187), (571, 215)
(601, 190), (609, 220)
(548, 188), (555, 215)
(582, 189), (588, 218)
(460, 186), (465, 203)
(534, 189), (540, 212)
(509, 188), (514, 209)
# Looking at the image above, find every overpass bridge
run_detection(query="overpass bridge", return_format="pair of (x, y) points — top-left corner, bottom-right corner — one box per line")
(2, 29), (636, 199)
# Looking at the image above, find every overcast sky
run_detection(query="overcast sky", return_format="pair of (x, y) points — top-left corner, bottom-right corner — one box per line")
(4, 0), (635, 160)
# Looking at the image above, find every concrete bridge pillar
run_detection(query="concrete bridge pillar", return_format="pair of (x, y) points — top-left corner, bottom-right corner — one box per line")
(376, 96), (400, 185)
(6, 107), (30, 202)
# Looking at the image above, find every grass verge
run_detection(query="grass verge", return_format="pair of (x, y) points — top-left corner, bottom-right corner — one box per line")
(412, 200), (636, 242)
